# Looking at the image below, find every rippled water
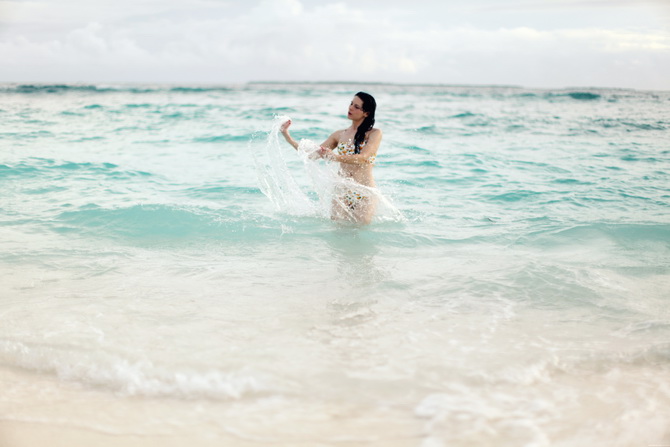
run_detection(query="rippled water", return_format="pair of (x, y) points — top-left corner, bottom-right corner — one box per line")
(1, 83), (669, 446)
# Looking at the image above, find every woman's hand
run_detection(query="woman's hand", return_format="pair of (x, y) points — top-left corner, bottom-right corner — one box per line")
(280, 119), (292, 134)
(309, 146), (330, 160)
(279, 119), (299, 150)
(317, 146), (334, 160)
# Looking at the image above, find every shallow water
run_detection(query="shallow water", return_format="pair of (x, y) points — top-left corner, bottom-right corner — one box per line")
(1, 82), (669, 446)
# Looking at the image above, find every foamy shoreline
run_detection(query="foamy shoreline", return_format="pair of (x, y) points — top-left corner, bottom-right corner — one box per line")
(0, 366), (424, 447)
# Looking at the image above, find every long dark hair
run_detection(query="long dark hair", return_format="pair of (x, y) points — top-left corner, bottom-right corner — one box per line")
(353, 91), (376, 154)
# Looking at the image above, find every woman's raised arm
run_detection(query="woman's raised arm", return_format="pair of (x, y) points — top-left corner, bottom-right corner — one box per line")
(280, 119), (299, 150)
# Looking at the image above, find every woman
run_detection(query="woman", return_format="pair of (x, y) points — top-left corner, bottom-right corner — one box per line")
(280, 92), (382, 225)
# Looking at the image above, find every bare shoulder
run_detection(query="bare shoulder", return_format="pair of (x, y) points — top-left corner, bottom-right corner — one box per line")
(324, 129), (345, 146)
(367, 127), (383, 139)
(332, 129), (347, 140)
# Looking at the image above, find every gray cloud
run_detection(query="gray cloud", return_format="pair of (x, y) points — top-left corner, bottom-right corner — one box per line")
(0, 0), (668, 89)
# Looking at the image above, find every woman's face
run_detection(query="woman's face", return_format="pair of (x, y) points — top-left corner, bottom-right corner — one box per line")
(347, 96), (368, 121)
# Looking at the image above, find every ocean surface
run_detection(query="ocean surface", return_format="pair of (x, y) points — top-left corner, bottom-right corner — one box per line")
(1, 82), (669, 446)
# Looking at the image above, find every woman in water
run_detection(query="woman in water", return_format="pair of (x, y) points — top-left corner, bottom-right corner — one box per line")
(280, 92), (382, 225)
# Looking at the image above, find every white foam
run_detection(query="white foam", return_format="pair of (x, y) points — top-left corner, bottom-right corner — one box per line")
(250, 115), (315, 216)
(0, 340), (265, 400)
(252, 115), (404, 223)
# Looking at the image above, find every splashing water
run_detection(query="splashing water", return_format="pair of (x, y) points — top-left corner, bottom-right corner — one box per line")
(250, 115), (315, 215)
(252, 115), (404, 223)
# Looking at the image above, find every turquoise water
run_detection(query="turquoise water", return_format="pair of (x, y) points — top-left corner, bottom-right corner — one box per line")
(1, 83), (669, 446)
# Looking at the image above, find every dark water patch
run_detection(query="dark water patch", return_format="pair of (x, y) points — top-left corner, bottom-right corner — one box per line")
(552, 178), (594, 186)
(84, 104), (103, 110)
(460, 153), (485, 163)
(2, 130), (55, 140)
(593, 118), (667, 131)
(53, 203), (282, 243)
(1, 84), (115, 94)
(414, 125), (442, 135)
(73, 136), (106, 143)
(509, 159), (570, 175)
(567, 127), (601, 136)
(133, 138), (172, 145)
(60, 110), (85, 117)
(622, 121), (667, 131)
(169, 86), (233, 93)
(124, 103), (154, 109)
(567, 92), (601, 101)
(486, 190), (540, 203)
(399, 144), (431, 153)
(619, 191), (659, 202)
(24, 119), (56, 126)
(578, 194), (619, 204)
(59, 161), (97, 170)
(506, 124), (526, 132)
(450, 112), (478, 119)
(0, 84), (239, 95)
(593, 118), (619, 129)
(23, 185), (69, 195)
(162, 112), (184, 119)
(0, 163), (40, 178)
(538, 196), (586, 208)
(123, 87), (163, 94)
(547, 91), (602, 101)
(113, 126), (142, 133)
(448, 112), (491, 127)
(193, 134), (250, 143)
(620, 155), (659, 163)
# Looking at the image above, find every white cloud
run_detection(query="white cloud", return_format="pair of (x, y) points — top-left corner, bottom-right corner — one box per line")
(0, 0), (668, 89)
(252, 0), (303, 19)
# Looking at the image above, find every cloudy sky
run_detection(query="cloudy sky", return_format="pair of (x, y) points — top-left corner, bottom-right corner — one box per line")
(1, 0), (669, 89)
